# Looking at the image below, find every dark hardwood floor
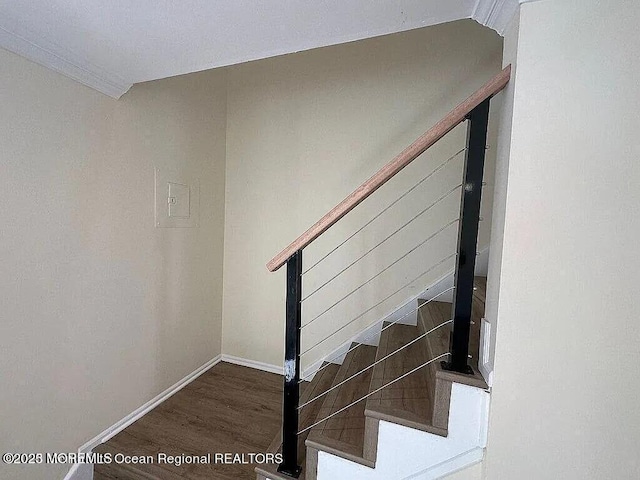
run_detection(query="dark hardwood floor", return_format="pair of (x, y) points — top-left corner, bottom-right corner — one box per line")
(94, 362), (282, 480)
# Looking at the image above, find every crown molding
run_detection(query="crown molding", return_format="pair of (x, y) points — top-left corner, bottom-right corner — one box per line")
(0, 0), (533, 97)
(472, 0), (520, 36)
(0, 21), (131, 99)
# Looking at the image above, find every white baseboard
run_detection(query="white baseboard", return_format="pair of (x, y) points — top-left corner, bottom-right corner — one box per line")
(63, 355), (223, 479)
(61, 354), (292, 479)
(221, 354), (283, 375)
(75, 353), (277, 458)
(80, 354), (223, 453)
(63, 462), (93, 480)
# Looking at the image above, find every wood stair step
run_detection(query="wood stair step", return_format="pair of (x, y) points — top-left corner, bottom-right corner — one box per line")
(419, 297), (487, 431)
(255, 362), (341, 480)
(365, 323), (447, 437)
(259, 276), (489, 480)
(419, 276), (486, 373)
(305, 344), (377, 469)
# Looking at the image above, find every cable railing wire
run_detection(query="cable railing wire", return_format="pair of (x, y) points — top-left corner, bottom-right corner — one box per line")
(297, 318), (452, 410)
(298, 286), (455, 384)
(301, 218), (459, 330)
(297, 352), (450, 435)
(300, 252), (457, 356)
(302, 147), (467, 276)
(301, 184), (462, 303)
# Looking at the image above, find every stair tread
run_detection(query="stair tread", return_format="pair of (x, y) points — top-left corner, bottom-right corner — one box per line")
(365, 323), (434, 427)
(420, 288), (487, 389)
(419, 276), (486, 368)
(306, 344), (377, 466)
(256, 362), (340, 480)
(259, 277), (488, 480)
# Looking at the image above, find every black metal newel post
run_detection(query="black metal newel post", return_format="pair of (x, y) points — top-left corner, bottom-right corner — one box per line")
(278, 250), (303, 477)
(443, 98), (491, 374)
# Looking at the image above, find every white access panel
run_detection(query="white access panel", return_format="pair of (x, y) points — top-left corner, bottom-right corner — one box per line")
(168, 182), (190, 218)
(155, 167), (200, 228)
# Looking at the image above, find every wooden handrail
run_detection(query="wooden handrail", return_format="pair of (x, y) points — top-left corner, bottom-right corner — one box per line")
(267, 65), (511, 272)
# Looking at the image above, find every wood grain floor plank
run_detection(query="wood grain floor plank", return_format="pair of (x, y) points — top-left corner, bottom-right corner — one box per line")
(365, 322), (434, 431)
(94, 362), (282, 480)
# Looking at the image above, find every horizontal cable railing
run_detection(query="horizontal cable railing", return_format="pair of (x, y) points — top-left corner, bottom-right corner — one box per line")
(300, 220), (458, 329)
(301, 185), (462, 303)
(299, 252), (457, 356)
(297, 353), (450, 436)
(272, 66), (511, 477)
(298, 318), (452, 410)
(297, 286), (455, 383)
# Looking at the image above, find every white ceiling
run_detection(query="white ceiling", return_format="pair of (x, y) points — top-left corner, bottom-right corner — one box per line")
(0, 0), (520, 98)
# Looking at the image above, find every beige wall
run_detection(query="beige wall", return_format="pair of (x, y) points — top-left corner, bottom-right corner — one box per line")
(444, 13), (520, 480)
(222, 20), (503, 368)
(485, 0), (640, 478)
(481, 9), (520, 386)
(0, 49), (227, 479)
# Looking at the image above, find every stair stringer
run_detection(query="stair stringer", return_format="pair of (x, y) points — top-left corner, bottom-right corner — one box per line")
(314, 383), (489, 480)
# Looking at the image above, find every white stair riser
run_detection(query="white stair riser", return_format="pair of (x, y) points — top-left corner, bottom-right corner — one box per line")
(314, 383), (489, 480)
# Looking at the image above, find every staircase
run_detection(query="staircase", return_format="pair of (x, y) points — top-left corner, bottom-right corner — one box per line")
(256, 278), (487, 480)
(265, 66), (510, 480)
